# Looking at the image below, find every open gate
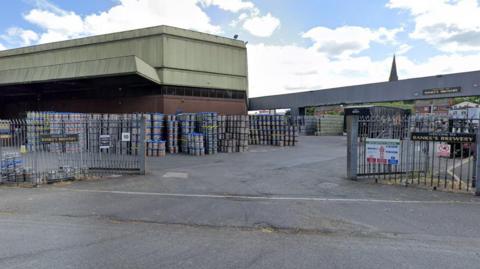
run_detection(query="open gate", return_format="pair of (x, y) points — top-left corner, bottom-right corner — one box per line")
(347, 115), (479, 195)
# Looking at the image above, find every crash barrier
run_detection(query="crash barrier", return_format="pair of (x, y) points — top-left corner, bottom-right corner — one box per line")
(0, 114), (145, 185)
(347, 115), (480, 195)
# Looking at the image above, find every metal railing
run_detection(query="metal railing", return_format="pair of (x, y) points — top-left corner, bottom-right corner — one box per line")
(0, 116), (145, 185)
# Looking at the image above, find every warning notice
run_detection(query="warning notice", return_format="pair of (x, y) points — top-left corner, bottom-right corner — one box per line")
(366, 138), (401, 165)
(436, 143), (451, 158)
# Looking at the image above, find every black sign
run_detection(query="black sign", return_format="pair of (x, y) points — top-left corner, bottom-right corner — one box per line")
(40, 134), (79, 144)
(99, 135), (111, 149)
(411, 132), (475, 143)
(423, 87), (461, 96)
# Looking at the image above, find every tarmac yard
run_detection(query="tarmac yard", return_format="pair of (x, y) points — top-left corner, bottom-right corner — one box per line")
(1, 136), (480, 269)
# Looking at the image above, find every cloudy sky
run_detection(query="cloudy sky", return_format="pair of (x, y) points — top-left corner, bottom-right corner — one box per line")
(1, 0), (480, 97)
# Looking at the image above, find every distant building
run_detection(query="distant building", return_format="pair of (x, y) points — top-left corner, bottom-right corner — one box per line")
(414, 99), (453, 115)
(314, 105), (344, 116)
(451, 101), (480, 109)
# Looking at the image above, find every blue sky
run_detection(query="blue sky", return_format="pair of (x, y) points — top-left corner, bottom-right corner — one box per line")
(1, 0), (480, 97)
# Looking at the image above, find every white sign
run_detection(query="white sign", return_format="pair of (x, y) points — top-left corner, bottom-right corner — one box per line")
(436, 143), (451, 157)
(121, 132), (131, 142)
(366, 138), (401, 165)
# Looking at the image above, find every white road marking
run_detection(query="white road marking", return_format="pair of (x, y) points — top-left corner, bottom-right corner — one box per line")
(162, 172), (189, 179)
(447, 157), (472, 182)
(61, 188), (479, 205)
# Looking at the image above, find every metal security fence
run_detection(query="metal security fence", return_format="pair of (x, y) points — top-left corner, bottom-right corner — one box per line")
(0, 114), (145, 185)
(347, 115), (480, 195)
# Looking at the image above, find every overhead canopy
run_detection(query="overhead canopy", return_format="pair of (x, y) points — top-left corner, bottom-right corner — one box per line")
(0, 55), (161, 86)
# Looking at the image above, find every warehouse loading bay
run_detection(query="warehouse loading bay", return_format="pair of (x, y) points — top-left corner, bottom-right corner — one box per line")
(1, 134), (480, 268)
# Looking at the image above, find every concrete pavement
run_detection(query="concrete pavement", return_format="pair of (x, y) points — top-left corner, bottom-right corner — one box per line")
(0, 136), (479, 268)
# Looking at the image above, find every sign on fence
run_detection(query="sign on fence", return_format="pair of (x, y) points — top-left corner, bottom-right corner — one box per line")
(121, 132), (131, 142)
(436, 143), (451, 157)
(99, 135), (111, 150)
(411, 132), (475, 143)
(40, 134), (79, 144)
(366, 138), (401, 165)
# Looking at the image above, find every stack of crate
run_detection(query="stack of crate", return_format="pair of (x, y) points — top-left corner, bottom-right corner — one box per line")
(146, 140), (166, 157)
(0, 151), (24, 183)
(249, 115), (271, 145)
(217, 115), (227, 142)
(65, 113), (85, 153)
(151, 113), (164, 141)
(165, 115), (179, 154)
(178, 113), (196, 154)
(130, 113), (142, 155)
(187, 133), (205, 156)
(196, 112), (218, 155)
(26, 112), (46, 152)
(249, 115), (298, 147)
(219, 115), (249, 153)
(48, 112), (64, 153)
(272, 115), (285, 146)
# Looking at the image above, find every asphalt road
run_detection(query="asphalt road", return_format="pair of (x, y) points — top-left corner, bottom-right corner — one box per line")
(0, 136), (479, 269)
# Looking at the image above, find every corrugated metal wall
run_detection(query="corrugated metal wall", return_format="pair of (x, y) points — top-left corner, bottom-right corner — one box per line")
(0, 26), (248, 92)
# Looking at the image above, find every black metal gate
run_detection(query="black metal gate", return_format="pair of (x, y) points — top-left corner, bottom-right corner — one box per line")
(0, 114), (145, 185)
(347, 115), (479, 195)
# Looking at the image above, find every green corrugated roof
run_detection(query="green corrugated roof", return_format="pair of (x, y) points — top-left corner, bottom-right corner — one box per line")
(0, 25), (245, 58)
(0, 55), (160, 86)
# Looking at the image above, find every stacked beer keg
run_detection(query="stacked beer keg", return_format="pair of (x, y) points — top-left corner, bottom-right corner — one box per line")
(196, 112), (218, 155)
(178, 113), (196, 154)
(165, 114), (179, 154)
(219, 115), (249, 153)
(187, 133), (205, 156)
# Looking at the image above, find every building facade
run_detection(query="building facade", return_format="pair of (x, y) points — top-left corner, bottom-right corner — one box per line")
(0, 25), (248, 117)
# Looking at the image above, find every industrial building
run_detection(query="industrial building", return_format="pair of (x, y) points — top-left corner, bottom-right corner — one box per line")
(0, 25), (248, 117)
(250, 57), (480, 115)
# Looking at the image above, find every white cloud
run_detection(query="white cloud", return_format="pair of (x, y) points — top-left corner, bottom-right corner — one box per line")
(214, 1), (281, 38)
(387, 0), (480, 52)
(397, 44), (412, 55)
(200, 0), (254, 12)
(242, 13), (280, 37)
(302, 26), (402, 58)
(1, 27), (39, 46)
(248, 42), (480, 97)
(22, 0), (222, 44)
(0, 43), (6, 51)
(247, 43), (396, 97)
(6, 0), (279, 46)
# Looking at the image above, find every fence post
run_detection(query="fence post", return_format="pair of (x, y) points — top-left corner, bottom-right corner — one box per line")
(0, 133), (3, 184)
(347, 115), (359, 180)
(138, 116), (146, 175)
(475, 126), (480, 196)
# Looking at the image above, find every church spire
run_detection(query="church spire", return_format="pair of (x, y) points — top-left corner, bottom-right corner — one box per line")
(389, 55), (398, 82)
